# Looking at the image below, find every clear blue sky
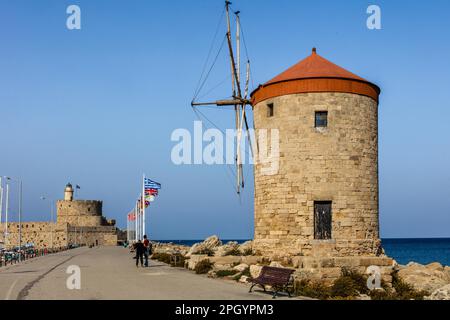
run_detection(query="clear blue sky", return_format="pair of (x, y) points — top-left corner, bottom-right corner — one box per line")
(1, 0), (449, 239)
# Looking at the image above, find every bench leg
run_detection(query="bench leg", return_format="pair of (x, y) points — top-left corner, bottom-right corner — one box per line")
(272, 289), (278, 299)
(249, 283), (267, 294)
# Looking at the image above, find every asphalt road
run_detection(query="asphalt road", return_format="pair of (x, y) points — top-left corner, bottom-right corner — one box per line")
(0, 246), (294, 300)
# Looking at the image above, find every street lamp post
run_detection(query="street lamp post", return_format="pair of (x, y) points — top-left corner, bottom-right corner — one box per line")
(18, 180), (22, 262)
(0, 177), (3, 225)
(5, 177), (22, 261)
(5, 180), (10, 248)
(0, 177), (3, 248)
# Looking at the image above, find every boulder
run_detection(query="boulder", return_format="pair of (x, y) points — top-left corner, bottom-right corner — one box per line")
(186, 235), (222, 257)
(204, 235), (222, 248)
(215, 241), (239, 257)
(186, 243), (203, 257)
(239, 241), (253, 255)
(398, 261), (450, 293)
(233, 263), (249, 273)
(269, 261), (284, 268)
(239, 275), (249, 283)
(250, 265), (263, 279)
(425, 262), (444, 272)
(291, 256), (303, 268)
(445, 266), (450, 279)
(213, 264), (234, 272)
(187, 255), (209, 270)
(207, 270), (217, 278)
(426, 284), (450, 300)
(241, 256), (261, 265)
(209, 256), (242, 266)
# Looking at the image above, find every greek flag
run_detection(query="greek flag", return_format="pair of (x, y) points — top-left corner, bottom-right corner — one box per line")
(144, 178), (161, 190)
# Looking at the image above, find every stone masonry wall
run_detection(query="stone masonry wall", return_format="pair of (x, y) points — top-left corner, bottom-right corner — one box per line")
(0, 223), (118, 249)
(0, 222), (69, 249)
(252, 92), (379, 257)
(66, 226), (118, 247)
(56, 200), (103, 227)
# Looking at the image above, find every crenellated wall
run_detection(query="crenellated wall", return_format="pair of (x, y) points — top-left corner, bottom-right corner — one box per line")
(56, 200), (103, 227)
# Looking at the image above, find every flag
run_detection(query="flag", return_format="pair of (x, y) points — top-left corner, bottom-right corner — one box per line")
(145, 189), (158, 196)
(76, 185), (81, 189)
(144, 178), (161, 190)
(127, 212), (136, 221)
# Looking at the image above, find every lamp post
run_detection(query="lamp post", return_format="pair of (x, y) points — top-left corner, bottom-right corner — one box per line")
(0, 177), (3, 225)
(6, 177), (22, 261)
(5, 179), (10, 249)
(0, 177), (4, 248)
(19, 180), (22, 262)
(40, 196), (54, 249)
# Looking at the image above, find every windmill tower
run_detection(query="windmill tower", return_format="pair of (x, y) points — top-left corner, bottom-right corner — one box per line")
(250, 48), (381, 257)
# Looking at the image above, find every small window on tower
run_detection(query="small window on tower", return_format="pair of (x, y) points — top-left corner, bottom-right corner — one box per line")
(267, 103), (274, 117)
(315, 111), (328, 127)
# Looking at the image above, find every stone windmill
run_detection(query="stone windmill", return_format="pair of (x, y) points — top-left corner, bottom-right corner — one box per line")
(192, 2), (387, 263)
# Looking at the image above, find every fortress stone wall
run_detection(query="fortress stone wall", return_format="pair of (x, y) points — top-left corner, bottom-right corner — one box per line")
(57, 200), (103, 226)
(0, 222), (69, 249)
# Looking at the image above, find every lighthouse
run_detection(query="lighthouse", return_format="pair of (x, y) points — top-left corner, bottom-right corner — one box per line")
(250, 48), (381, 258)
(64, 183), (74, 201)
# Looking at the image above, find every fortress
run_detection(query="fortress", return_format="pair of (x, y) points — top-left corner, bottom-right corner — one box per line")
(0, 183), (119, 249)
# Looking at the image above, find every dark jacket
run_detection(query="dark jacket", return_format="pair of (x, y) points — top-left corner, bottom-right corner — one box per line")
(135, 242), (145, 255)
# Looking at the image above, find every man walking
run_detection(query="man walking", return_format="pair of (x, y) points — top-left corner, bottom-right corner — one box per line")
(143, 235), (152, 267)
(134, 240), (145, 268)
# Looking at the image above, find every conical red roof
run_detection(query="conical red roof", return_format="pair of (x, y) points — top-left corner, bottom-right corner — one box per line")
(265, 48), (368, 85)
(251, 48), (380, 105)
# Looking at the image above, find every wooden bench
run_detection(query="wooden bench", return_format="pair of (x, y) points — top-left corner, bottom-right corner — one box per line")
(249, 266), (295, 298)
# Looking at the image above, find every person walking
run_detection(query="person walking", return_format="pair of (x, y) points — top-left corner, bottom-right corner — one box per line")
(134, 240), (145, 268)
(143, 235), (152, 267)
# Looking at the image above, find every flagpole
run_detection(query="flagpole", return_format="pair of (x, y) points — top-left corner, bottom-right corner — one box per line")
(138, 198), (141, 241)
(135, 200), (138, 241)
(142, 173), (146, 238)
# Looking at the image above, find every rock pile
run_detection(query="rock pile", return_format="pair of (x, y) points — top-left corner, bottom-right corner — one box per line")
(397, 261), (450, 299)
(156, 235), (450, 300)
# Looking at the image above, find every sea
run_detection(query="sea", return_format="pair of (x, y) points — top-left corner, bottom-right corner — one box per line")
(155, 238), (450, 266)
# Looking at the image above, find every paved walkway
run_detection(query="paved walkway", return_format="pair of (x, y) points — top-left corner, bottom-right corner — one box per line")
(0, 246), (295, 300)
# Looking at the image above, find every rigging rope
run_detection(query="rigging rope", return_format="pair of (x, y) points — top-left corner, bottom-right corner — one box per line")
(196, 74), (232, 101)
(193, 35), (227, 102)
(192, 107), (242, 198)
(192, 7), (226, 100)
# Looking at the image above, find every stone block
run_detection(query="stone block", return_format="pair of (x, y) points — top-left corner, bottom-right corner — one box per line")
(187, 255), (209, 270)
(209, 256), (242, 266)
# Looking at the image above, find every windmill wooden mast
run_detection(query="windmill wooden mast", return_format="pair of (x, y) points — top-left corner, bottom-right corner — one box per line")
(191, 1), (253, 194)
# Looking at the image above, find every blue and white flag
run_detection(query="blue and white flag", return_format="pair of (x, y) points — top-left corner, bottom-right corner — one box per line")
(144, 178), (161, 190)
